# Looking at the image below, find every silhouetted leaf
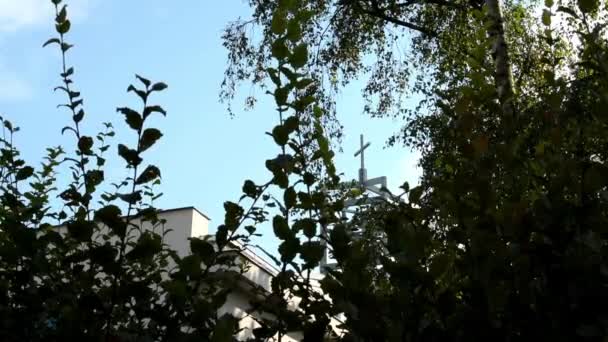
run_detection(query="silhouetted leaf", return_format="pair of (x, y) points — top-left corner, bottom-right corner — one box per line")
(135, 165), (161, 185)
(85, 170), (104, 188)
(286, 19), (301, 42)
(272, 125), (289, 145)
(117, 191), (142, 205)
(127, 85), (147, 102)
(273, 215), (291, 240)
(139, 128), (163, 152)
(55, 19), (70, 34)
(56, 5), (67, 23)
(66, 220), (95, 242)
(150, 82), (168, 92)
(212, 314), (238, 342)
(78, 136), (93, 155)
(135, 74), (151, 88)
(118, 144), (142, 166)
(294, 218), (316, 238)
(242, 180), (258, 198)
(290, 44), (308, 68)
(300, 241), (324, 268)
(143, 105), (166, 119)
(73, 109), (84, 123)
(42, 38), (60, 47)
(271, 39), (289, 59)
(16, 166), (34, 181)
(284, 187), (297, 209)
(190, 238), (215, 264)
(117, 107), (142, 130)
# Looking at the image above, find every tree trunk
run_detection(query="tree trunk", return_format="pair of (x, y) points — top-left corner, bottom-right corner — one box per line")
(485, 0), (515, 117)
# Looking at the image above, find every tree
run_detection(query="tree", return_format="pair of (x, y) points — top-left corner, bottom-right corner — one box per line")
(0, 1), (253, 340)
(222, 0), (608, 340)
(2, 0), (608, 340)
(222, 0), (553, 142)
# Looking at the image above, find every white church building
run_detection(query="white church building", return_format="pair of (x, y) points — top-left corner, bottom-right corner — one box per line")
(139, 206), (342, 341)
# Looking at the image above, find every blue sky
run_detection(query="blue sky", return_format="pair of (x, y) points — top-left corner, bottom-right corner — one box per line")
(0, 0), (421, 255)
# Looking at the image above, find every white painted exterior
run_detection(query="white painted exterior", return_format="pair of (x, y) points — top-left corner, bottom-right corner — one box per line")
(55, 207), (339, 340)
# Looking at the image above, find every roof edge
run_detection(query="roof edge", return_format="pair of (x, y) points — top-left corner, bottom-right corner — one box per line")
(159, 206), (211, 221)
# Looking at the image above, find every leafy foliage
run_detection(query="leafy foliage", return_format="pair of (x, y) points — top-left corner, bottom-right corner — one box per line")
(221, 0), (608, 341)
(2, 0), (608, 341)
(0, 1), (251, 341)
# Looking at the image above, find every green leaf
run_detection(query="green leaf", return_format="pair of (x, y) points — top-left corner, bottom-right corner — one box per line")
(42, 38), (61, 48)
(56, 5), (67, 23)
(127, 85), (148, 102)
(118, 144), (142, 166)
(73, 109), (84, 123)
(303, 172), (316, 186)
(78, 136), (94, 155)
(139, 128), (163, 152)
(290, 44), (308, 68)
(127, 232), (162, 261)
(542, 9), (552, 26)
(284, 116), (299, 133)
(242, 180), (258, 198)
(215, 225), (229, 248)
(212, 314), (238, 342)
(135, 74), (151, 88)
(117, 191), (142, 205)
(143, 105), (167, 119)
(296, 78), (314, 89)
(66, 220), (95, 242)
(271, 39), (289, 59)
(294, 218), (316, 238)
(85, 170), (104, 188)
(409, 186), (423, 204)
(245, 225), (256, 235)
(61, 67), (74, 78)
(267, 67), (281, 85)
(190, 238), (215, 264)
(55, 20), (70, 34)
(136, 165), (161, 184)
(278, 237), (300, 263)
(272, 125), (289, 145)
(273, 215), (291, 240)
(150, 82), (168, 92)
(284, 187), (297, 209)
(95, 205), (126, 237)
(300, 241), (324, 268)
(578, 0), (598, 13)
(294, 95), (315, 111)
(61, 42), (73, 52)
(313, 106), (323, 118)
(271, 10), (287, 35)
(224, 201), (244, 230)
(286, 19), (301, 42)
(274, 87), (289, 106)
(16, 166), (34, 181)
(117, 107), (142, 130)
(179, 254), (202, 277)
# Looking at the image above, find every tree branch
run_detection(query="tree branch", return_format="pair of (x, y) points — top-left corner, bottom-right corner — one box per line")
(395, 0), (467, 10)
(352, 0), (437, 36)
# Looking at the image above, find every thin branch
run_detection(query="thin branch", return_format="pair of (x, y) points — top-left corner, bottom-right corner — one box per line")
(395, 0), (467, 10)
(353, 0), (437, 36)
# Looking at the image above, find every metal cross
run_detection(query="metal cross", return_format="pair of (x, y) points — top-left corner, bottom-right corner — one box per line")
(354, 134), (371, 183)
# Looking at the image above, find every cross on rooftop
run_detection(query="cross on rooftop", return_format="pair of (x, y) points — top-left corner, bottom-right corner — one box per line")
(354, 134), (371, 183)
